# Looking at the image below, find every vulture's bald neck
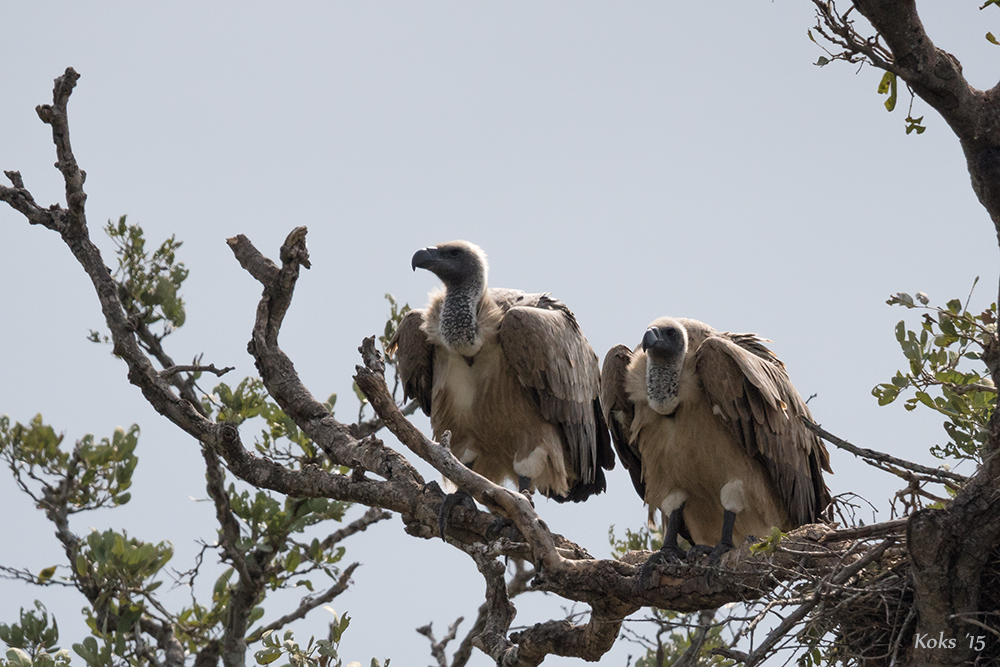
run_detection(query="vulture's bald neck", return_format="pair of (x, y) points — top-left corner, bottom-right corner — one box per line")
(440, 264), (487, 356)
(643, 324), (687, 415)
(646, 355), (683, 415)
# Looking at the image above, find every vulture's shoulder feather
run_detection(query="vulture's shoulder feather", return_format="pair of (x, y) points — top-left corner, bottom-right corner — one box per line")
(386, 308), (434, 415)
(694, 333), (832, 526)
(495, 293), (614, 492)
(601, 344), (644, 499)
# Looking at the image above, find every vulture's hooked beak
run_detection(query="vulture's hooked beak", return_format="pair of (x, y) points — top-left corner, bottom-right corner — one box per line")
(411, 247), (436, 272)
(641, 328), (660, 352)
(643, 326), (683, 357)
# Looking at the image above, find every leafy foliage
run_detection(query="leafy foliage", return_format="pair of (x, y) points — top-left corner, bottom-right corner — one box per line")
(377, 294), (410, 354)
(609, 524), (662, 558)
(0, 603), (71, 667)
(0, 603), (61, 659)
(89, 217), (188, 343)
(253, 619), (387, 667)
(872, 284), (997, 464)
(107, 215), (188, 332)
(2, 221), (388, 667)
(0, 415), (139, 512)
(630, 614), (731, 667)
(609, 527), (733, 666)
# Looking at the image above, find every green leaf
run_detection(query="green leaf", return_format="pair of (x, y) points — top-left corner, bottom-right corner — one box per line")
(988, 32), (1000, 45)
(873, 384), (900, 406)
(254, 648), (283, 665)
(117, 605), (142, 633)
(877, 71), (897, 111)
(915, 391), (936, 409)
(213, 568), (235, 598)
(905, 115), (926, 135)
(286, 549), (301, 573)
(894, 320), (906, 343)
(331, 613), (351, 643)
(6, 648), (33, 667)
(353, 381), (369, 407)
(814, 56), (830, 67)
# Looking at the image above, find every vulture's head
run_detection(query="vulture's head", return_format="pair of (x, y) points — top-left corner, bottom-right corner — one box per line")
(412, 241), (488, 290)
(642, 319), (688, 363)
(642, 317), (689, 415)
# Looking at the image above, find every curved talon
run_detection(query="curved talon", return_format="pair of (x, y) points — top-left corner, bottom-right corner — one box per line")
(438, 489), (477, 539)
(685, 544), (714, 562)
(704, 541), (735, 586)
(517, 475), (536, 507)
(637, 544), (685, 594)
(485, 515), (521, 541)
(709, 541), (734, 564)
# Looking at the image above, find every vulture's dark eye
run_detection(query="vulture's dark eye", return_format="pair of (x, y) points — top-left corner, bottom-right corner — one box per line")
(449, 249), (461, 257)
(665, 328), (677, 338)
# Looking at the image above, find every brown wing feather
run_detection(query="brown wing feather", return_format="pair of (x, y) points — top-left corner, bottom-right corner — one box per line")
(601, 344), (645, 499)
(386, 309), (434, 415)
(694, 334), (831, 527)
(497, 295), (614, 498)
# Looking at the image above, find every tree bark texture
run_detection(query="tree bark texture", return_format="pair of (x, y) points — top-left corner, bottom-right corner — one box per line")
(812, 1), (1000, 663)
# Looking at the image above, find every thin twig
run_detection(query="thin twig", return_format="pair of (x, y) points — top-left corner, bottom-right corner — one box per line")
(804, 419), (966, 483)
(245, 562), (360, 644)
(159, 364), (235, 379)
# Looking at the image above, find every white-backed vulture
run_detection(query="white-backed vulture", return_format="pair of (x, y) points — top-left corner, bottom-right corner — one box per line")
(387, 241), (615, 510)
(601, 317), (831, 561)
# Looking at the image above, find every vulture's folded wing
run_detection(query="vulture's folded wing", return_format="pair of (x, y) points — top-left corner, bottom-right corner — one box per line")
(601, 344), (645, 499)
(694, 334), (832, 526)
(497, 297), (614, 489)
(386, 309), (434, 415)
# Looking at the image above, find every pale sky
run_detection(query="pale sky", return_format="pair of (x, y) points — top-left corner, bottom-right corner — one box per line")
(1, 3), (996, 665)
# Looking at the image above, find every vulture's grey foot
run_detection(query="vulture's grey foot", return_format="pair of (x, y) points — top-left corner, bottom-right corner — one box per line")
(517, 475), (536, 507)
(702, 541), (735, 586)
(712, 509), (736, 562)
(689, 509), (737, 563)
(637, 545), (685, 594)
(684, 544), (715, 561)
(517, 475), (531, 493)
(485, 514), (521, 541)
(708, 540), (734, 565)
(422, 480), (444, 496)
(438, 490), (477, 540)
(701, 509), (737, 583)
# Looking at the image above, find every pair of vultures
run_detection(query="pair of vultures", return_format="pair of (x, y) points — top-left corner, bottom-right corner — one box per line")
(388, 241), (832, 564)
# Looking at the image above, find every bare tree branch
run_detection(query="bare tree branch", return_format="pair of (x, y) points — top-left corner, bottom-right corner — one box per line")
(245, 562), (361, 644)
(319, 506), (392, 551)
(804, 419), (966, 484)
(159, 364), (235, 379)
(417, 618), (464, 667)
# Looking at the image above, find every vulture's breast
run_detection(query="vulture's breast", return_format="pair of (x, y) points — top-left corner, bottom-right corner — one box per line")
(430, 337), (560, 483)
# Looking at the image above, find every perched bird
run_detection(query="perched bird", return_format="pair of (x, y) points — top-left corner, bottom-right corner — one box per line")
(388, 241), (614, 516)
(601, 317), (831, 562)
